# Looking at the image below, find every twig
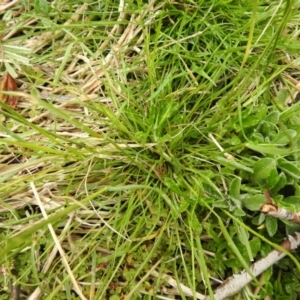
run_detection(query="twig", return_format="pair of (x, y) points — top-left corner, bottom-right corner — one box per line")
(10, 280), (20, 300)
(204, 232), (300, 300)
(208, 133), (234, 160)
(261, 203), (300, 225)
(0, 0), (19, 13)
(263, 190), (273, 204)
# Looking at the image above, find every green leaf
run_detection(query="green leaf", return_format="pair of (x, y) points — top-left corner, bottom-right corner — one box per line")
(263, 282), (274, 297)
(178, 201), (189, 213)
(157, 134), (172, 143)
(164, 177), (184, 196)
(224, 258), (240, 267)
(0, 20), (5, 35)
(265, 111), (280, 124)
(189, 211), (202, 234)
(215, 156), (253, 173)
(213, 200), (228, 208)
(266, 216), (278, 237)
(35, 0), (49, 14)
(195, 232), (215, 298)
(135, 131), (148, 145)
(253, 157), (277, 186)
(252, 132), (265, 143)
(278, 158), (300, 180)
(258, 121), (272, 136)
(236, 222), (253, 261)
(271, 172), (287, 194)
(272, 130), (297, 145)
(283, 196), (300, 209)
(229, 135), (241, 145)
(252, 213), (266, 225)
(242, 116), (260, 128)
(229, 177), (241, 198)
(218, 217), (258, 283)
(277, 89), (288, 104)
(192, 64), (216, 86)
(267, 168), (280, 189)
(4, 62), (18, 77)
(249, 237), (261, 257)
(274, 279), (283, 294)
(285, 222), (300, 235)
(246, 143), (292, 155)
(242, 194), (265, 211)
(170, 157), (183, 172)
(233, 208), (246, 216)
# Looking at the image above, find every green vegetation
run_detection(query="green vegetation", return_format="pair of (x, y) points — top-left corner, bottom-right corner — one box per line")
(1, 0), (300, 299)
